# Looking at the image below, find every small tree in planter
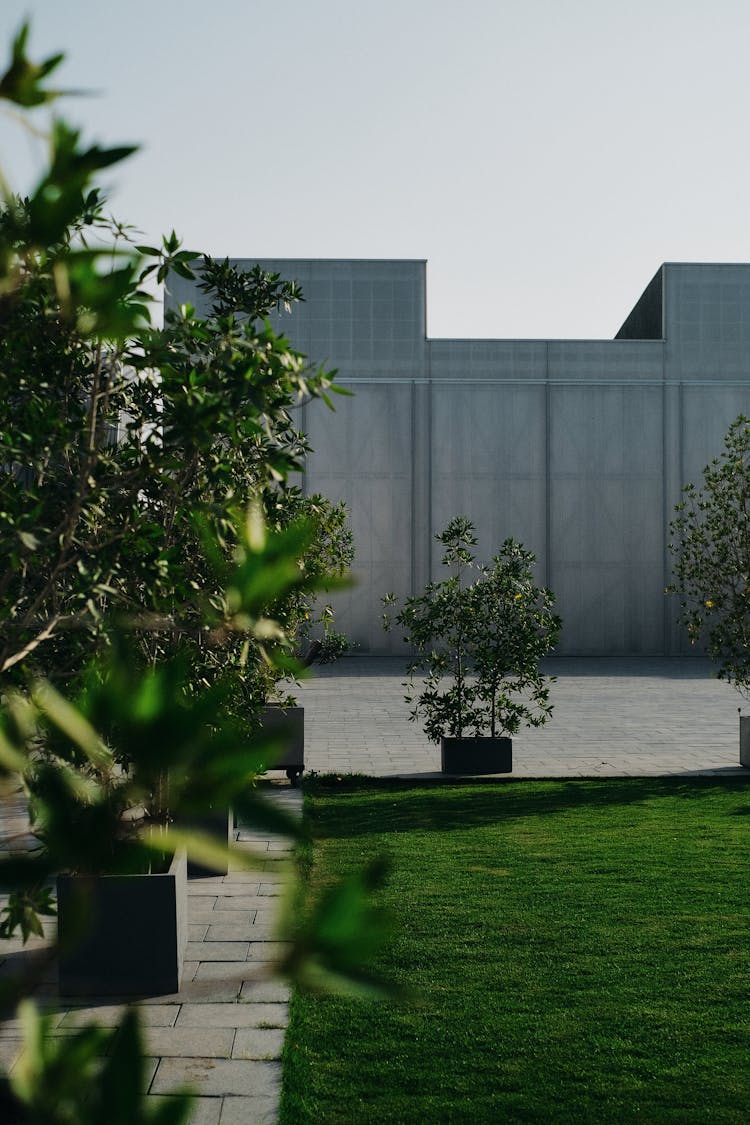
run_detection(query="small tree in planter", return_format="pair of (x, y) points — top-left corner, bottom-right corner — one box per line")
(384, 518), (560, 774)
(668, 415), (750, 764)
(472, 539), (562, 746)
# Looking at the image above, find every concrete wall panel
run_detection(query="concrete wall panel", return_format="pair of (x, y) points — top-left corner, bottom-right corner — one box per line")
(430, 384), (547, 572)
(549, 386), (664, 654)
(304, 382), (414, 654)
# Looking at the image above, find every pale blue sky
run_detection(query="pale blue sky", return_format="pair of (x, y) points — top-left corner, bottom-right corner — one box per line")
(1, 1), (749, 339)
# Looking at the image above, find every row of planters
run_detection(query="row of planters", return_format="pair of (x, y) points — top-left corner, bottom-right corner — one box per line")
(0, 29), (387, 1121)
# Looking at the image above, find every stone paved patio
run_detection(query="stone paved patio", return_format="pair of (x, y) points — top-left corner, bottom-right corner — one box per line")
(297, 656), (749, 777)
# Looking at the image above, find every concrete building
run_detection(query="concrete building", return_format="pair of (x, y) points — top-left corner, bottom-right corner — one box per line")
(167, 261), (750, 655)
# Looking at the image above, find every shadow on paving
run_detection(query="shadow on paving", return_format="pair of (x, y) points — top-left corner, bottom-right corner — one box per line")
(302, 774), (750, 839)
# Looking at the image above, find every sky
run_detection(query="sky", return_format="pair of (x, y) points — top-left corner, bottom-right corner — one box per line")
(1, 0), (750, 339)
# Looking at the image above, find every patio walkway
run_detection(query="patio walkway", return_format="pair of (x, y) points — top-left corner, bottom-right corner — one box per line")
(297, 655), (749, 777)
(0, 656), (747, 1121)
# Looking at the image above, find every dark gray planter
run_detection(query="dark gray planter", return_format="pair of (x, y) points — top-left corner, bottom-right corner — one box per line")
(57, 849), (187, 996)
(181, 805), (233, 877)
(740, 715), (750, 768)
(259, 705), (304, 785)
(441, 736), (513, 775)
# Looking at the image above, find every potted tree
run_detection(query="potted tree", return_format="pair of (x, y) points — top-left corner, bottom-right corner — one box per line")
(252, 490), (354, 785)
(0, 510), (324, 996)
(668, 415), (750, 764)
(21, 650), (262, 996)
(384, 518), (560, 774)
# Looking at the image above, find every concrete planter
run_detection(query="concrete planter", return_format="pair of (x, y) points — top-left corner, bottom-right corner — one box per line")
(180, 805), (233, 877)
(441, 736), (513, 775)
(259, 705), (305, 785)
(740, 715), (750, 768)
(57, 849), (187, 996)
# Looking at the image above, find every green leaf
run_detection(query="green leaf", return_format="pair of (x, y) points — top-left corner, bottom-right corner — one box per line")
(0, 23), (66, 107)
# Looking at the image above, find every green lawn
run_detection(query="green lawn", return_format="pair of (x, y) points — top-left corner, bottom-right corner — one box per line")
(280, 776), (750, 1124)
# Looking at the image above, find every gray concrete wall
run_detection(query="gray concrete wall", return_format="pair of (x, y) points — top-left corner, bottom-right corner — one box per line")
(167, 260), (750, 656)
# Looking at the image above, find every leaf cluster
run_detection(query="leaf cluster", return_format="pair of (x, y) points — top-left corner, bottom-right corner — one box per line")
(668, 415), (750, 696)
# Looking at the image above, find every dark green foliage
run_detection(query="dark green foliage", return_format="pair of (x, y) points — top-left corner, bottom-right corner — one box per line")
(282, 775), (750, 1124)
(0, 22), (367, 1122)
(0, 24), (66, 108)
(195, 256), (304, 320)
(0, 886), (56, 943)
(0, 27), (353, 715)
(669, 415), (750, 695)
(316, 628), (352, 664)
(384, 518), (560, 741)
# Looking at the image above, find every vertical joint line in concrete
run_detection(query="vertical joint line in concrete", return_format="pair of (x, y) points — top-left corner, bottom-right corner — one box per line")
(661, 361), (669, 656)
(427, 339), (433, 582)
(544, 343), (551, 590)
(300, 400), (308, 497)
(410, 378), (416, 596)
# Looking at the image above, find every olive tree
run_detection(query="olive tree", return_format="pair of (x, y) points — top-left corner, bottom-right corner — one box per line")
(669, 415), (750, 695)
(0, 25), (377, 1124)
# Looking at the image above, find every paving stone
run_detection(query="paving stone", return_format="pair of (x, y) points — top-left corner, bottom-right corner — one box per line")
(250, 910), (279, 926)
(142, 1026), (234, 1058)
(147, 1096), (221, 1125)
(244, 924), (276, 940)
(213, 897), (269, 913)
(205, 921), (257, 941)
(239, 980), (290, 1003)
(0, 1039), (22, 1068)
(223, 871), (274, 883)
(0, 1010), (66, 1034)
(176, 1003), (288, 1029)
(151, 1058), (281, 1098)
(186, 941), (250, 962)
(59, 1003), (126, 1027)
(201, 915), (257, 936)
(149, 981), (242, 1003)
(189, 923), (209, 941)
(247, 941), (290, 962)
(194, 962), (263, 983)
(232, 1027), (284, 1060)
(191, 884), (264, 897)
(219, 1094), (278, 1124)
(62, 1004), (181, 1027)
(188, 900), (219, 920)
(257, 884), (283, 896)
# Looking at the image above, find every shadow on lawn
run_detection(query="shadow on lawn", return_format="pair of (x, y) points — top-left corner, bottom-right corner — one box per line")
(303, 774), (750, 839)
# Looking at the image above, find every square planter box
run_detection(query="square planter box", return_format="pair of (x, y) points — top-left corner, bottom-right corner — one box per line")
(180, 805), (233, 878)
(740, 715), (750, 768)
(57, 849), (187, 997)
(259, 705), (304, 785)
(441, 736), (513, 775)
